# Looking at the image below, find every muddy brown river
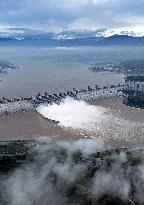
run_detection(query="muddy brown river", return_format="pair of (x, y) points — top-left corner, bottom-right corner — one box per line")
(0, 97), (144, 149)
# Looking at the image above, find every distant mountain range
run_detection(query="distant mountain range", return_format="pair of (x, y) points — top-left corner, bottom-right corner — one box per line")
(0, 28), (144, 46)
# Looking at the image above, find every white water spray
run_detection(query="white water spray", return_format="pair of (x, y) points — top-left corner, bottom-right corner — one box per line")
(37, 97), (108, 132)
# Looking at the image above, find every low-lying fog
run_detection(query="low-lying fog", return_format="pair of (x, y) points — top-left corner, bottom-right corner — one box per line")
(1, 137), (144, 205)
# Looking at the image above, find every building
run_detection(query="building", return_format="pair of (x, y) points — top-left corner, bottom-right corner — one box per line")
(124, 75), (144, 108)
(125, 75), (144, 93)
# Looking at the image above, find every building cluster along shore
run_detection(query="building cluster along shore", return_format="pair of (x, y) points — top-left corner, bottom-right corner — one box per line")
(124, 75), (144, 108)
(0, 84), (125, 116)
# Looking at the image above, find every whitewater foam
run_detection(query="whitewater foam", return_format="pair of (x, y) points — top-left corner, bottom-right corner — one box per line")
(36, 97), (108, 132)
(36, 97), (144, 143)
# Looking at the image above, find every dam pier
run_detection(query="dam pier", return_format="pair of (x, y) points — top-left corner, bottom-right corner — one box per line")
(0, 84), (125, 116)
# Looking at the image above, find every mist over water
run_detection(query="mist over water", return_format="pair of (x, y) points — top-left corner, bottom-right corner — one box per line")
(37, 98), (144, 144)
(37, 97), (108, 131)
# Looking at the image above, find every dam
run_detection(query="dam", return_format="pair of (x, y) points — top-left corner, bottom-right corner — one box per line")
(0, 84), (125, 116)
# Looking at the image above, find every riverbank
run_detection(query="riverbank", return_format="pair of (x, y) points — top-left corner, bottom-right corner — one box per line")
(0, 96), (144, 149)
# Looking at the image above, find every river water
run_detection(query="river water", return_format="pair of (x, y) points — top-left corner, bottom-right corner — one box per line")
(0, 45), (144, 147)
(1, 45), (141, 98)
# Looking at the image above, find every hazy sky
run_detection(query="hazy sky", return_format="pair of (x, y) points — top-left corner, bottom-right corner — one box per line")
(0, 0), (144, 32)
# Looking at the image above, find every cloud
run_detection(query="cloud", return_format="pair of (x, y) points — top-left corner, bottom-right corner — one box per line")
(0, 0), (143, 32)
(1, 138), (144, 204)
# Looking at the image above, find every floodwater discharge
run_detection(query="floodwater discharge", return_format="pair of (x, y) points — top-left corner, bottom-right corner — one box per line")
(0, 46), (144, 148)
(37, 97), (108, 131)
(37, 97), (144, 149)
(0, 97), (143, 149)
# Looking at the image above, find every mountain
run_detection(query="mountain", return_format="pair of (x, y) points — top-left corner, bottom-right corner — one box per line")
(0, 28), (144, 47)
(97, 27), (144, 37)
(96, 35), (144, 46)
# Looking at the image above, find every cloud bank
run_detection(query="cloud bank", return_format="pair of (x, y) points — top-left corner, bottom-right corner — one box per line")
(0, 0), (144, 32)
(1, 138), (144, 204)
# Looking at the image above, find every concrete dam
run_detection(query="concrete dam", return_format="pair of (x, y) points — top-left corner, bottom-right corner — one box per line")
(0, 84), (125, 116)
